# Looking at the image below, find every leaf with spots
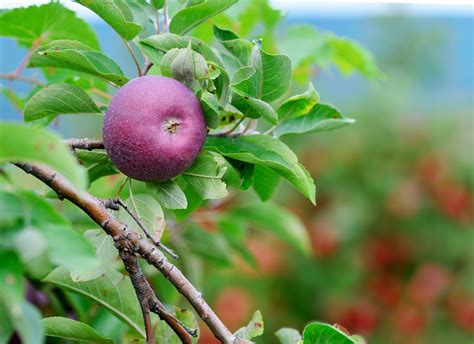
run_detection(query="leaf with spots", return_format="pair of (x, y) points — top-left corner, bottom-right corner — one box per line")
(118, 194), (165, 242)
(235, 310), (264, 340)
(24, 83), (101, 122)
(0, 123), (88, 190)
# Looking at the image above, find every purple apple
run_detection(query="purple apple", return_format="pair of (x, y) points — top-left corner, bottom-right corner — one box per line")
(103, 76), (207, 181)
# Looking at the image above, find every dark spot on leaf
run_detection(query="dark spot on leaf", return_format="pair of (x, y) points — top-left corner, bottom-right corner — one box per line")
(244, 96), (249, 100)
(43, 52), (48, 56)
(34, 143), (41, 151)
(255, 322), (263, 328)
(332, 115), (338, 119)
(180, 308), (187, 313)
(229, 115), (235, 122)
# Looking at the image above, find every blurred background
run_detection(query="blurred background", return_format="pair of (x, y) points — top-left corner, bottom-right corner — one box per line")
(1, 1), (473, 343)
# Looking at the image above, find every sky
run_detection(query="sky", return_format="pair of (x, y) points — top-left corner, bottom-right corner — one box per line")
(0, 0), (472, 17)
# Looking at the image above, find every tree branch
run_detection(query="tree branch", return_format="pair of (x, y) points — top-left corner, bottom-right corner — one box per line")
(118, 248), (195, 343)
(0, 73), (46, 86)
(13, 162), (244, 344)
(64, 138), (105, 151)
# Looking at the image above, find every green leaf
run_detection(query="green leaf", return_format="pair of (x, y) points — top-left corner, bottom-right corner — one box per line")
(0, 250), (24, 311)
(147, 180), (188, 210)
(230, 66), (277, 124)
(231, 66), (258, 97)
(182, 155), (228, 200)
(249, 45), (292, 102)
(232, 203), (311, 255)
(0, 3), (99, 49)
(213, 25), (253, 65)
(41, 225), (101, 282)
(43, 317), (113, 343)
(200, 91), (220, 129)
(235, 310), (264, 340)
(253, 165), (281, 201)
(24, 83), (101, 122)
(232, 90), (278, 125)
(140, 34), (220, 65)
(275, 328), (302, 344)
(205, 135), (315, 203)
(28, 40), (128, 86)
(77, 0), (141, 41)
(84, 230), (118, 274)
(44, 267), (145, 338)
(278, 83), (320, 120)
(169, 0), (238, 36)
(76, 150), (119, 183)
(303, 322), (356, 344)
(118, 194), (165, 241)
(0, 123), (88, 189)
(275, 103), (355, 138)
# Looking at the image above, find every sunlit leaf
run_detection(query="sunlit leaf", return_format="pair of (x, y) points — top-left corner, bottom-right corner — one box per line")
(169, 0), (237, 36)
(303, 322), (356, 344)
(275, 103), (355, 138)
(77, 0), (141, 41)
(0, 3), (99, 49)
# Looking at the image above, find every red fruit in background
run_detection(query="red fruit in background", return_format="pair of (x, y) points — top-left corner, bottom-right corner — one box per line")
(363, 234), (411, 270)
(408, 263), (450, 307)
(393, 304), (428, 335)
(309, 220), (340, 258)
(213, 287), (253, 331)
(386, 179), (423, 218)
(434, 182), (473, 224)
(415, 153), (449, 188)
(446, 293), (474, 333)
(246, 235), (286, 276)
(337, 299), (379, 334)
(368, 274), (402, 307)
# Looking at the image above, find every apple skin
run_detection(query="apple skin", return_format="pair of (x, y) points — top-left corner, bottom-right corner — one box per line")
(103, 76), (207, 181)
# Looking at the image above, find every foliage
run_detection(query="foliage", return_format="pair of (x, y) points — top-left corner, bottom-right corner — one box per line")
(0, 0), (380, 342)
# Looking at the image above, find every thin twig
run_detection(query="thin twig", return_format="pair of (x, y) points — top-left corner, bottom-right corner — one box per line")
(123, 39), (143, 77)
(0, 73), (46, 86)
(116, 197), (179, 260)
(156, 9), (161, 34)
(13, 37), (44, 76)
(164, 0), (170, 33)
(13, 162), (242, 343)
